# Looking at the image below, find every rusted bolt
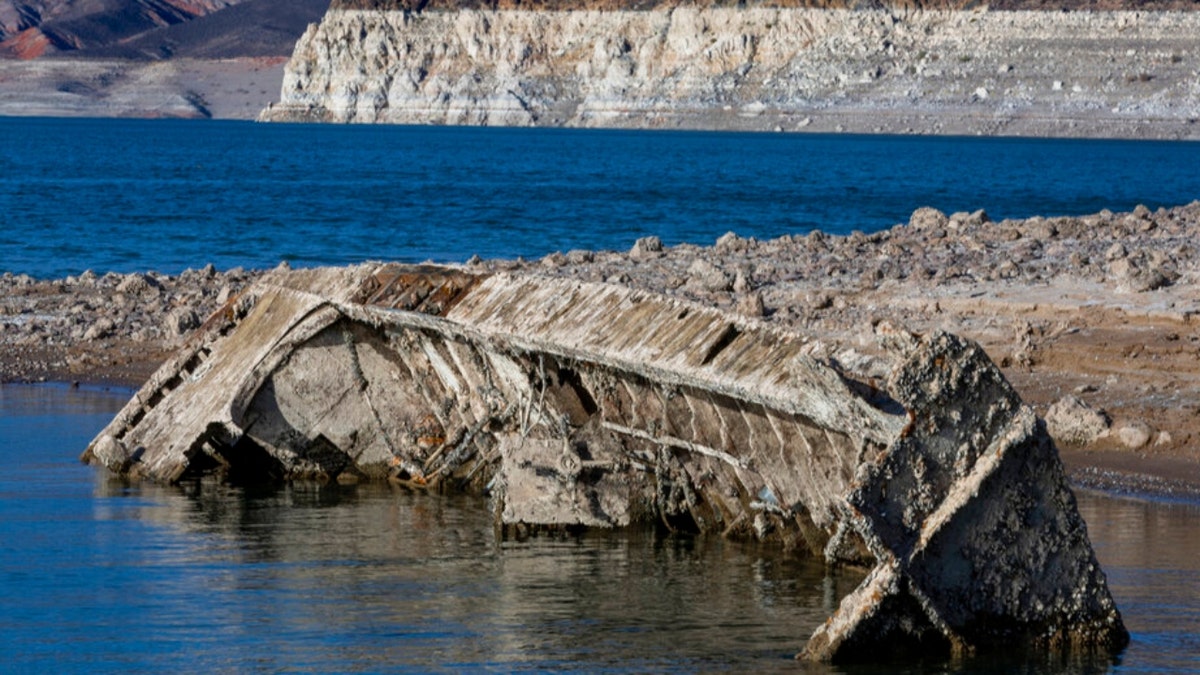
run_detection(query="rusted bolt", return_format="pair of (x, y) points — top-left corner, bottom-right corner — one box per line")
(558, 448), (582, 481)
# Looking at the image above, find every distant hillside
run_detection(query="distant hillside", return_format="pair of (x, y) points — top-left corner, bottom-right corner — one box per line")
(79, 0), (332, 59)
(0, 0), (330, 59)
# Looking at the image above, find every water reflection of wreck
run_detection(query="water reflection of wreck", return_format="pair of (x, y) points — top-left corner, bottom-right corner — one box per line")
(83, 264), (1129, 662)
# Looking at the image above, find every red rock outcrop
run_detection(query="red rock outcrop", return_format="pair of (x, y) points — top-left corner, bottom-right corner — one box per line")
(0, 0), (240, 59)
(0, 25), (50, 58)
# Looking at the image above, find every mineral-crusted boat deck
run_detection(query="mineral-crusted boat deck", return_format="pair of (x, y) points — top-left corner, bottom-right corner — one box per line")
(82, 263), (1129, 663)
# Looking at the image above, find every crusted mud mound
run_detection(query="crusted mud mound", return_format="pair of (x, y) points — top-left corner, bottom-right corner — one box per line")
(81, 263), (1127, 663)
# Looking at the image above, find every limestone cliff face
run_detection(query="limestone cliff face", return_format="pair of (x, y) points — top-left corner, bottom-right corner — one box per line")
(261, 7), (1200, 137)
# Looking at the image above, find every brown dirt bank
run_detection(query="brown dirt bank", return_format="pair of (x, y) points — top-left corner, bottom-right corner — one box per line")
(4, 203), (1200, 497)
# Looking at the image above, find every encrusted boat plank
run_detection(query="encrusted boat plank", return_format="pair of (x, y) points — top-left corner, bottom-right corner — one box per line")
(82, 263), (1128, 664)
(436, 274), (895, 440)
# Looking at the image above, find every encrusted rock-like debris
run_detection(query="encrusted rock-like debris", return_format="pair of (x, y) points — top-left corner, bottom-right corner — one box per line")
(82, 263), (1128, 663)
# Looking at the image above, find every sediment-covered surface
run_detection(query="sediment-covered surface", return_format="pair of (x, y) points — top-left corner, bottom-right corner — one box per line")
(262, 5), (1200, 138)
(0, 56), (290, 118)
(0, 264), (260, 385)
(4, 202), (1200, 495)
(76, 262), (1129, 662)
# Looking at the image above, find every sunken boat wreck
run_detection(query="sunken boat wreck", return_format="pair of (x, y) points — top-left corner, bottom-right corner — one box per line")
(83, 263), (1129, 663)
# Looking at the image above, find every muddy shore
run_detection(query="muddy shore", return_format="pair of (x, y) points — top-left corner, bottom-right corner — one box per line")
(4, 202), (1199, 497)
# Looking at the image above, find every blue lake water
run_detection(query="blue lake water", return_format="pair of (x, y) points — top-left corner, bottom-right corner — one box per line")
(2, 119), (1200, 671)
(1, 383), (1198, 674)
(1, 117), (1198, 278)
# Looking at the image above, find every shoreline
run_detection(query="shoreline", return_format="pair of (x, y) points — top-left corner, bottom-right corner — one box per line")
(4, 202), (1200, 500)
(262, 7), (1200, 141)
(0, 57), (290, 120)
(0, 8), (1196, 141)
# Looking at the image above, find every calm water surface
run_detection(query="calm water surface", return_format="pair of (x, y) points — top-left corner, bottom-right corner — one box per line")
(1, 118), (1198, 278)
(2, 120), (1199, 671)
(1, 384), (1197, 674)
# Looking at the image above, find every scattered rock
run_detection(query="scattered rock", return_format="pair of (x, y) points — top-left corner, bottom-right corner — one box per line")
(630, 235), (664, 259)
(996, 260), (1019, 279)
(82, 317), (116, 342)
(2, 265), (258, 384)
(686, 259), (731, 292)
(1009, 321), (1036, 367)
(716, 231), (746, 253)
(115, 273), (162, 296)
(968, 209), (991, 226)
(808, 291), (834, 312)
(736, 291), (765, 317)
(541, 252), (567, 268)
(1116, 421), (1154, 449)
(1019, 218), (1058, 240)
(1045, 395), (1110, 446)
(566, 249), (594, 264)
(909, 207), (949, 231)
(1109, 255), (1174, 292)
(732, 270), (752, 294)
(165, 308), (200, 339)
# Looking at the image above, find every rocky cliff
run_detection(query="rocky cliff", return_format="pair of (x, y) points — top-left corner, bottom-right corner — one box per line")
(261, 6), (1200, 138)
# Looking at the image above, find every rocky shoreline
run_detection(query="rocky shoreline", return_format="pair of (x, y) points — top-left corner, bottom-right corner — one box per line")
(0, 265), (262, 386)
(4, 202), (1200, 496)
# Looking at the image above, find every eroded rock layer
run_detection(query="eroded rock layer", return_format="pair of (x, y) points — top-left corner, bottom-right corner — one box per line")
(261, 6), (1200, 137)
